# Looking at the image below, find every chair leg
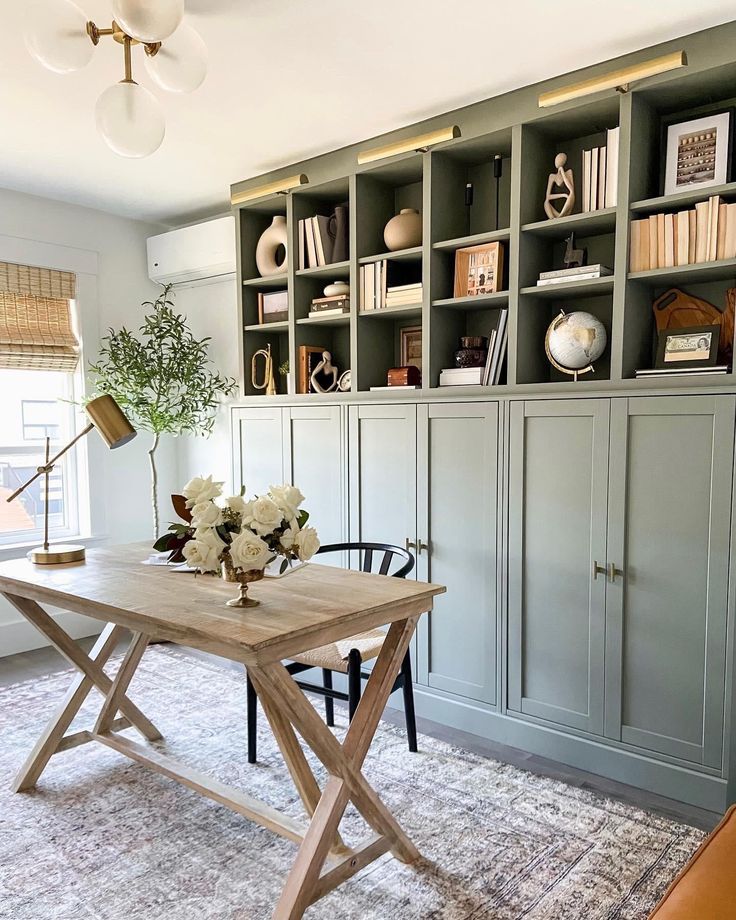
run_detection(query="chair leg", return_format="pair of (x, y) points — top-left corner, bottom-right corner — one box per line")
(322, 669), (335, 727)
(347, 649), (362, 722)
(246, 671), (257, 764)
(400, 651), (418, 753)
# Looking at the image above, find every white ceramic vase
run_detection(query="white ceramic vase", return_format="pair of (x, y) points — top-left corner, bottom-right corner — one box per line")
(323, 280), (349, 297)
(255, 215), (288, 276)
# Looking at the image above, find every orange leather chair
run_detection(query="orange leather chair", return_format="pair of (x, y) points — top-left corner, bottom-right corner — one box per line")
(649, 805), (736, 918)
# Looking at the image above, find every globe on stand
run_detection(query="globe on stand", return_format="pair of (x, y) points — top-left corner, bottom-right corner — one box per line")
(545, 310), (607, 381)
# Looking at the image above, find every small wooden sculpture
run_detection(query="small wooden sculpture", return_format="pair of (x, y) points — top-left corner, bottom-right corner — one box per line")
(563, 232), (586, 269)
(310, 350), (339, 393)
(544, 153), (575, 219)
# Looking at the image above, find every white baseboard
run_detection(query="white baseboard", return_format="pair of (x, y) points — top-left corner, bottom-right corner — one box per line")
(0, 610), (102, 657)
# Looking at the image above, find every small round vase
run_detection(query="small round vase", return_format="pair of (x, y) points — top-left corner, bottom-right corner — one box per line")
(221, 556), (264, 608)
(323, 280), (349, 297)
(255, 215), (288, 277)
(383, 208), (422, 251)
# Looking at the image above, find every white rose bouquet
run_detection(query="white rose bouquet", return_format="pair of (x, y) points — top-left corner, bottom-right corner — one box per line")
(164, 475), (320, 577)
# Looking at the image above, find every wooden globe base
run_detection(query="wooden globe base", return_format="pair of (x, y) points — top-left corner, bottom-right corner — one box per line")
(28, 544), (86, 565)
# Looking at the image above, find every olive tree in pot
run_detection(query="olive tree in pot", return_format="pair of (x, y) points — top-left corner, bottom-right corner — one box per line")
(87, 284), (236, 538)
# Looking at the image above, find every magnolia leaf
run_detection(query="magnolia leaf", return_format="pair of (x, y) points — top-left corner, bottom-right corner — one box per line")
(171, 494), (192, 523)
(279, 557), (289, 574)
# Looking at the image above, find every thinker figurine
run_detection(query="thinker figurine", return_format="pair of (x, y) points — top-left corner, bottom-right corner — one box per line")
(310, 350), (339, 393)
(544, 152), (575, 219)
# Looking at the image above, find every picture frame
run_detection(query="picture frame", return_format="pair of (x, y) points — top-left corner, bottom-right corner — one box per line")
(400, 325), (422, 372)
(454, 242), (504, 298)
(297, 344), (326, 394)
(258, 290), (289, 325)
(661, 111), (733, 197)
(655, 324), (720, 369)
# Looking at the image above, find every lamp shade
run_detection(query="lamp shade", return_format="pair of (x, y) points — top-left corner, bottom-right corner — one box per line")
(144, 21), (208, 93)
(112, 0), (184, 43)
(95, 81), (165, 158)
(85, 395), (136, 449)
(24, 0), (95, 74)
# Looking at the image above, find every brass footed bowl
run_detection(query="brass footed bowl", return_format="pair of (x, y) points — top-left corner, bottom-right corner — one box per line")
(221, 555), (264, 608)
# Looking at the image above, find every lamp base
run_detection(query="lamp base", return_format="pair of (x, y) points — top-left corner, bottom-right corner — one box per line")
(28, 544), (86, 565)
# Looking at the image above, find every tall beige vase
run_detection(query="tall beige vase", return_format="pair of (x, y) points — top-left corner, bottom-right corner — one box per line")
(256, 215), (288, 276)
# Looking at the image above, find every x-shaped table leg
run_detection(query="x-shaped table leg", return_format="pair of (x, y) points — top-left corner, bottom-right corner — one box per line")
(4, 593), (162, 792)
(250, 615), (420, 920)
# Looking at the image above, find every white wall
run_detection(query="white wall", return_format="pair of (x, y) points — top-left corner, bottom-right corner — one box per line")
(0, 186), (178, 655)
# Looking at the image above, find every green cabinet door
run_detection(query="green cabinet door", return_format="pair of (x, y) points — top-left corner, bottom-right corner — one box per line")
(605, 395), (735, 768)
(415, 402), (499, 705)
(508, 399), (610, 734)
(231, 406), (285, 494)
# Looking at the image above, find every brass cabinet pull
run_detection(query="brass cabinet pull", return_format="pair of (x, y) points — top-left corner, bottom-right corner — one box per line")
(417, 540), (429, 555)
(405, 537), (417, 552)
(592, 560), (606, 580)
(607, 563), (624, 583)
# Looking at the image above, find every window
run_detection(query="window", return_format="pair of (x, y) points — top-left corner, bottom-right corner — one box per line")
(21, 400), (61, 441)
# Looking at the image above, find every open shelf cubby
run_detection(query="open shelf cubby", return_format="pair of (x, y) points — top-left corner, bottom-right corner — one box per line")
(233, 35), (736, 398)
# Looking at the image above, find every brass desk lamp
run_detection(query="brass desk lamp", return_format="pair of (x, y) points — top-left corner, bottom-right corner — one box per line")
(6, 394), (136, 564)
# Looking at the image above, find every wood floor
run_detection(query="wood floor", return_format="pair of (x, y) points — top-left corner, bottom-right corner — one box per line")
(0, 639), (720, 833)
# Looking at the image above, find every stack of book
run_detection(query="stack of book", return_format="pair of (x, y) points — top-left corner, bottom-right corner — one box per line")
(297, 205), (348, 269)
(536, 264), (612, 287)
(630, 196), (736, 271)
(439, 309), (508, 387)
(582, 127), (619, 213)
(308, 294), (349, 319)
(635, 366), (728, 379)
(359, 261), (422, 311)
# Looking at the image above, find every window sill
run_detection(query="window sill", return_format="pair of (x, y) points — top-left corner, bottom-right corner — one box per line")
(0, 534), (107, 564)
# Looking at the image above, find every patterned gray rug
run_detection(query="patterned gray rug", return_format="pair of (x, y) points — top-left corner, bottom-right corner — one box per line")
(0, 646), (704, 920)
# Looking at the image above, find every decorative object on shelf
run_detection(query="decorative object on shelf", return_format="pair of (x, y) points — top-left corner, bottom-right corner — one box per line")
(400, 325), (422, 373)
(298, 205), (349, 269)
(257, 290), (288, 324)
(357, 125), (460, 165)
(493, 154), (503, 230)
(384, 208), (422, 251)
(323, 280), (349, 297)
(655, 324), (720, 370)
(164, 477), (320, 607)
(652, 286), (734, 366)
(309, 350), (339, 393)
(454, 336), (488, 368)
(88, 284), (235, 537)
(24, 1), (206, 158)
(278, 359), (294, 395)
(337, 369), (351, 392)
(454, 241), (504, 297)
(387, 366), (421, 387)
(563, 232), (586, 269)
(544, 153), (575, 219)
(545, 309), (607, 381)
(298, 344), (327, 394)
(537, 263), (611, 286)
(255, 215), (288, 276)
(662, 111), (733, 197)
(251, 343), (277, 396)
(309, 294), (349, 318)
(5, 394), (136, 565)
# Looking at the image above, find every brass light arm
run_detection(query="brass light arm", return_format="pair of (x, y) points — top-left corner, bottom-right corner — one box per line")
(5, 423), (94, 504)
(123, 35), (133, 83)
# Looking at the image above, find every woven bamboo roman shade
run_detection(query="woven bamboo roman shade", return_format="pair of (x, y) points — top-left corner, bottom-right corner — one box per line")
(0, 262), (79, 371)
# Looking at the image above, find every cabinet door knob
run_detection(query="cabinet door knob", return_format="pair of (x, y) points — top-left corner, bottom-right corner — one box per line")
(593, 560), (606, 580)
(607, 563), (624, 583)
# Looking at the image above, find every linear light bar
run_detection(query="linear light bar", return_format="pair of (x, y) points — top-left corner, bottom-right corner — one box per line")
(231, 174), (308, 206)
(358, 125), (461, 165)
(538, 51), (687, 108)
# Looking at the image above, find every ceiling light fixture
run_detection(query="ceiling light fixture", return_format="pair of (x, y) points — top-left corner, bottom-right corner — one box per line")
(24, 0), (207, 158)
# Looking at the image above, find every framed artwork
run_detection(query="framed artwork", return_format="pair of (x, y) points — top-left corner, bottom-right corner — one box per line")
(655, 324), (720, 369)
(662, 111), (733, 196)
(454, 242), (504, 298)
(400, 325), (422, 371)
(258, 290), (289, 324)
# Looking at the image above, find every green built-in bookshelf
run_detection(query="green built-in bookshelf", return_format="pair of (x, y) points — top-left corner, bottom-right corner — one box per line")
(232, 22), (736, 398)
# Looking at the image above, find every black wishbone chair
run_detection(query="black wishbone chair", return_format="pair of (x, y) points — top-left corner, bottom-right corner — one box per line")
(246, 542), (417, 763)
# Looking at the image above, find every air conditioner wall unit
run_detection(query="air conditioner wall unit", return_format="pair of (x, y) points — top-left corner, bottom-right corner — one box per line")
(147, 215), (236, 287)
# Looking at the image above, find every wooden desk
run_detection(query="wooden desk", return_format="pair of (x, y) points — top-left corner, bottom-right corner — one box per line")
(0, 542), (445, 919)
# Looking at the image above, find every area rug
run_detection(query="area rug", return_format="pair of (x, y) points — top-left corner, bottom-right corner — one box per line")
(0, 646), (704, 920)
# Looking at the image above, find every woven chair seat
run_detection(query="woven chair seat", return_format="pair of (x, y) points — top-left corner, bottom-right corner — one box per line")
(292, 629), (386, 673)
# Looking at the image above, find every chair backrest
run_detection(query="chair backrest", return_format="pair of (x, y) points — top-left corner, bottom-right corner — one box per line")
(316, 542), (414, 579)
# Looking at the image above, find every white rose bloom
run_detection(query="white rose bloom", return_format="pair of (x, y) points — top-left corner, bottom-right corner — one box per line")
(230, 529), (272, 572)
(191, 501), (222, 528)
(250, 495), (284, 536)
(182, 527), (225, 573)
(269, 484), (305, 519)
(224, 495), (247, 515)
(279, 522), (299, 551)
(183, 475), (224, 509)
(294, 525), (320, 561)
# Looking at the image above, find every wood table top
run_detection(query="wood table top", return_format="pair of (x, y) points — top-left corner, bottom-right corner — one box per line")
(0, 542), (445, 664)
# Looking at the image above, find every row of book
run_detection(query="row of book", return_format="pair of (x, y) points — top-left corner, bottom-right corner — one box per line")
(635, 366), (728, 379)
(582, 127), (619, 212)
(359, 261), (423, 311)
(297, 206), (348, 269)
(536, 263), (612, 287)
(308, 294), (349, 319)
(629, 195), (736, 272)
(439, 310), (508, 387)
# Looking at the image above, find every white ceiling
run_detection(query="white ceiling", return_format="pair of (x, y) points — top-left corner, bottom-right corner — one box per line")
(0, 1), (733, 226)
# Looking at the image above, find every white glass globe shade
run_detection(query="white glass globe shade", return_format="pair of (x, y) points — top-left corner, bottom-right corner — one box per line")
(144, 22), (207, 93)
(95, 82), (165, 158)
(112, 0), (184, 42)
(24, 0), (94, 74)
